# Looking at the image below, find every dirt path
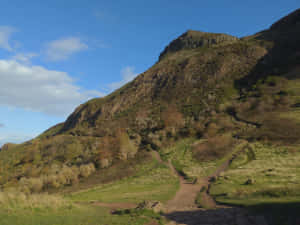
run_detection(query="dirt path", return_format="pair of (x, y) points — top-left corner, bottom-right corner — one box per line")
(162, 150), (269, 225)
(152, 150), (236, 212)
(165, 170), (203, 212)
(88, 150), (268, 224)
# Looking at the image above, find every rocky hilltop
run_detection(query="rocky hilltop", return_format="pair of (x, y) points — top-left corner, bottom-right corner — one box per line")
(0, 9), (300, 193)
(159, 30), (239, 61)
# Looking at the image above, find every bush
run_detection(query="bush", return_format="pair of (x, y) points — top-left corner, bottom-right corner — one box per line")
(60, 166), (79, 185)
(192, 135), (235, 161)
(43, 174), (61, 189)
(19, 177), (43, 193)
(18, 163), (97, 192)
(79, 163), (96, 178)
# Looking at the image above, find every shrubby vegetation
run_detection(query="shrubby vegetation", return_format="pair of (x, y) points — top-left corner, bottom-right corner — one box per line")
(15, 163), (95, 193)
(0, 191), (71, 211)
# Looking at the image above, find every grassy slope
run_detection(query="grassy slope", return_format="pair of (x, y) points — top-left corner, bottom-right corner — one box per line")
(0, 204), (163, 225)
(0, 192), (156, 225)
(68, 157), (179, 204)
(158, 138), (248, 179)
(211, 142), (300, 205)
(210, 76), (300, 205)
(0, 154), (176, 225)
(1, 9), (300, 225)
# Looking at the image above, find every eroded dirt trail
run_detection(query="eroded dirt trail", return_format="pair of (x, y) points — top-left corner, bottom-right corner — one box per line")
(161, 151), (268, 225)
(152, 151), (203, 212)
(159, 150), (229, 213)
(88, 150), (268, 225)
(164, 167), (203, 212)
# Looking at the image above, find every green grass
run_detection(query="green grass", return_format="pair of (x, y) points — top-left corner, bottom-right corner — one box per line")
(0, 191), (165, 225)
(195, 186), (210, 209)
(159, 138), (215, 179)
(210, 142), (300, 205)
(0, 205), (162, 225)
(159, 138), (248, 179)
(68, 159), (179, 204)
(0, 156), (173, 225)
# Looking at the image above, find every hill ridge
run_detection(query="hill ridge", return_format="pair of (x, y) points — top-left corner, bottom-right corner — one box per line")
(0, 8), (300, 196)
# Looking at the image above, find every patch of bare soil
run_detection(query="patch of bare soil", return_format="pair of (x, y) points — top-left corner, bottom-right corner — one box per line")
(163, 150), (268, 225)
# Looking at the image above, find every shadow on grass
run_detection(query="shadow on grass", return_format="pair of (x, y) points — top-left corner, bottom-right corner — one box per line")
(246, 202), (300, 225)
(164, 202), (300, 225)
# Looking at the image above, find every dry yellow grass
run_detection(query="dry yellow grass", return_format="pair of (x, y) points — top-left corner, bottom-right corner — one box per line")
(0, 191), (72, 211)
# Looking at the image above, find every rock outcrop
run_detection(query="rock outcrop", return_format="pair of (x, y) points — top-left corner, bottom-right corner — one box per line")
(159, 30), (238, 61)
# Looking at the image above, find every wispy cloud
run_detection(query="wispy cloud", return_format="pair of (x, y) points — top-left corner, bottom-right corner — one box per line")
(0, 123), (4, 128)
(0, 133), (35, 147)
(109, 66), (138, 91)
(12, 52), (38, 64)
(0, 26), (17, 51)
(0, 59), (103, 116)
(45, 37), (88, 61)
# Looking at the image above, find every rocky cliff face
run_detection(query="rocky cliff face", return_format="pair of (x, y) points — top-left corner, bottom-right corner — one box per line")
(0, 9), (300, 191)
(159, 30), (239, 61)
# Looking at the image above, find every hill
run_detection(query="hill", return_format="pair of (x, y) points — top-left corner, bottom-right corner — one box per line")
(0, 8), (300, 201)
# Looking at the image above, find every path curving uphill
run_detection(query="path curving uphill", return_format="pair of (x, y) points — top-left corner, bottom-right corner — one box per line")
(87, 150), (268, 225)
(160, 150), (268, 225)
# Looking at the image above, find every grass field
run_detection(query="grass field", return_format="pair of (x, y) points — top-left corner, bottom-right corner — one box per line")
(0, 204), (163, 225)
(158, 138), (217, 179)
(158, 138), (247, 180)
(0, 157), (172, 225)
(68, 158), (179, 204)
(0, 191), (163, 225)
(210, 142), (300, 205)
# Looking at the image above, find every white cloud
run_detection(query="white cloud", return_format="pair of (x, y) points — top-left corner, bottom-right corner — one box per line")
(12, 52), (38, 64)
(0, 26), (16, 51)
(0, 123), (4, 128)
(0, 59), (103, 116)
(0, 133), (35, 147)
(45, 37), (88, 61)
(109, 66), (138, 90)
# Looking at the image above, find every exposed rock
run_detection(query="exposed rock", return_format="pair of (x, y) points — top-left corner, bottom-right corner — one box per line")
(244, 178), (255, 185)
(0, 143), (17, 151)
(159, 30), (238, 61)
(136, 200), (164, 213)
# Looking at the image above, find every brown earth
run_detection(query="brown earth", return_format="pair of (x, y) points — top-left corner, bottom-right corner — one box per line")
(161, 151), (268, 225)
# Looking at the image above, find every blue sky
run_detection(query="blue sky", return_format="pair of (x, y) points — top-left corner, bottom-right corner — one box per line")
(0, 0), (298, 146)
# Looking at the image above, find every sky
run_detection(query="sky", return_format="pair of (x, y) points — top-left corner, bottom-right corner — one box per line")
(0, 0), (298, 146)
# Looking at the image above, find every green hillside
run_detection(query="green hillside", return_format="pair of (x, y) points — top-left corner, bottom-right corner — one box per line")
(0, 8), (300, 225)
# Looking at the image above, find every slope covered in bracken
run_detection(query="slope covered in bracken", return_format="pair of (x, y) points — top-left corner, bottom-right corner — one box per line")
(0, 9), (300, 194)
